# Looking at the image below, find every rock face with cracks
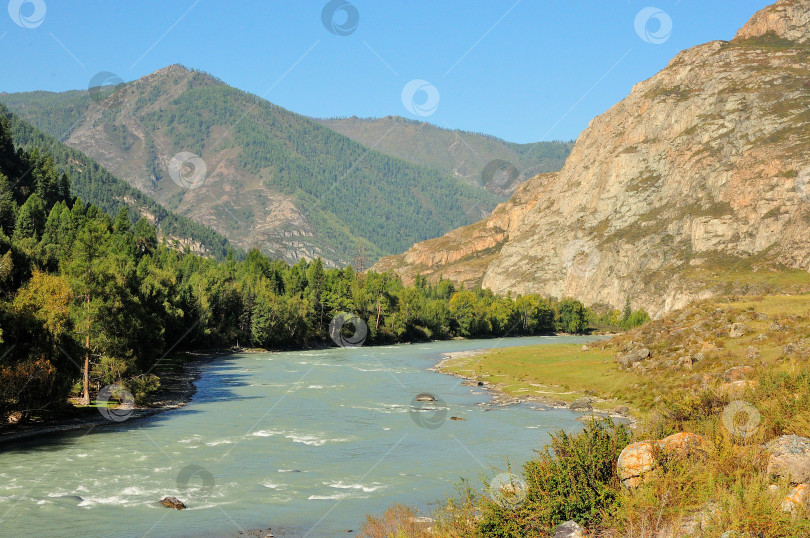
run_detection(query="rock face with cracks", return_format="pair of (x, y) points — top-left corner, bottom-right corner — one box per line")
(374, 0), (810, 318)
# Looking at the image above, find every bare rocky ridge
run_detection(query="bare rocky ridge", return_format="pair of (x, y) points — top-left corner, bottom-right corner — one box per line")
(374, 0), (810, 318)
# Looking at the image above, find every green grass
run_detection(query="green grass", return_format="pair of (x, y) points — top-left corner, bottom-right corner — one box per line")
(441, 343), (638, 410)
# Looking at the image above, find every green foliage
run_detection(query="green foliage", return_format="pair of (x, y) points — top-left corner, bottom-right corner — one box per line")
(0, 104), (233, 259)
(555, 298), (587, 333)
(0, 113), (596, 422)
(478, 419), (632, 536)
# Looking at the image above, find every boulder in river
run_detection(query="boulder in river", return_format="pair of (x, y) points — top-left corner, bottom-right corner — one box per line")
(414, 393), (436, 402)
(160, 496), (186, 510)
(568, 397), (593, 411)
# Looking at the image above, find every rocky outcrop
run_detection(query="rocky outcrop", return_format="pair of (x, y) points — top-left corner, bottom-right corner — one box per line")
(735, 0), (810, 43)
(373, 0), (810, 317)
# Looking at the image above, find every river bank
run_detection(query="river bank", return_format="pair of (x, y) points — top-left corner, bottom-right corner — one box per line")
(433, 339), (635, 424)
(0, 351), (222, 445)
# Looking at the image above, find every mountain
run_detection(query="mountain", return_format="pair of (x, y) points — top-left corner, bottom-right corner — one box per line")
(374, 0), (810, 318)
(1, 67), (501, 267)
(0, 105), (233, 259)
(315, 116), (573, 196)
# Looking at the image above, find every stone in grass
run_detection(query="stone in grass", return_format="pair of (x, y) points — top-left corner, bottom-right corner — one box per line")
(160, 496), (186, 510)
(780, 483), (810, 515)
(766, 435), (810, 483)
(554, 520), (585, 538)
(617, 433), (710, 489)
(617, 441), (657, 489)
(728, 323), (748, 338)
(617, 348), (650, 368)
(723, 365), (754, 382)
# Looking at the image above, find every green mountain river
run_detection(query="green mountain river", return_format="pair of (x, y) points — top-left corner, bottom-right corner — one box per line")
(0, 336), (604, 537)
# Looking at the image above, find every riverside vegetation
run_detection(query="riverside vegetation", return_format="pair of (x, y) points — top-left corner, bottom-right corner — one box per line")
(362, 293), (810, 536)
(0, 113), (645, 427)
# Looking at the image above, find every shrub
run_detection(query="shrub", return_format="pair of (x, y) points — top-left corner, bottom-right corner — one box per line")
(478, 419), (632, 536)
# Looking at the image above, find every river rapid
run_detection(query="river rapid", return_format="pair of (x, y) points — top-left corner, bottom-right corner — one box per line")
(0, 335), (605, 537)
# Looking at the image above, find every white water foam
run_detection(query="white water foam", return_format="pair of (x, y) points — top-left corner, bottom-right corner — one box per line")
(326, 481), (383, 493)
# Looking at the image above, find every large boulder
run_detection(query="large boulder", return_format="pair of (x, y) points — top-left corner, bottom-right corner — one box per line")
(569, 397), (593, 411)
(618, 433), (711, 489)
(617, 441), (657, 489)
(766, 435), (810, 483)
(658, 432), (711, 460)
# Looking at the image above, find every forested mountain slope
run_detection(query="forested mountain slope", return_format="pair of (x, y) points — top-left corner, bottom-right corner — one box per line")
(2, 66), (497, 266)
(316, 116), (573, 196)
(0, 105), (232, 259)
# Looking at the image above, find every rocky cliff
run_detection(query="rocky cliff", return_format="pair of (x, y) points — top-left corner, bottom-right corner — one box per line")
(373, 0), (810, 318)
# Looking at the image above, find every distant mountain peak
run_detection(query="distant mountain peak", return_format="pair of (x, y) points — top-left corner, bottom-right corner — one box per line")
(734, 0), (810, 44)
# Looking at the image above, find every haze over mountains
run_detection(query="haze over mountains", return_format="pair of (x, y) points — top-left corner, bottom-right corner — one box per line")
(1, 68), (571, 267)
(374, 0), (810, 318)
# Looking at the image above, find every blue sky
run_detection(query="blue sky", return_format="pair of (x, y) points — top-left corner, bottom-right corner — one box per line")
(1, 0), (771, 143)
